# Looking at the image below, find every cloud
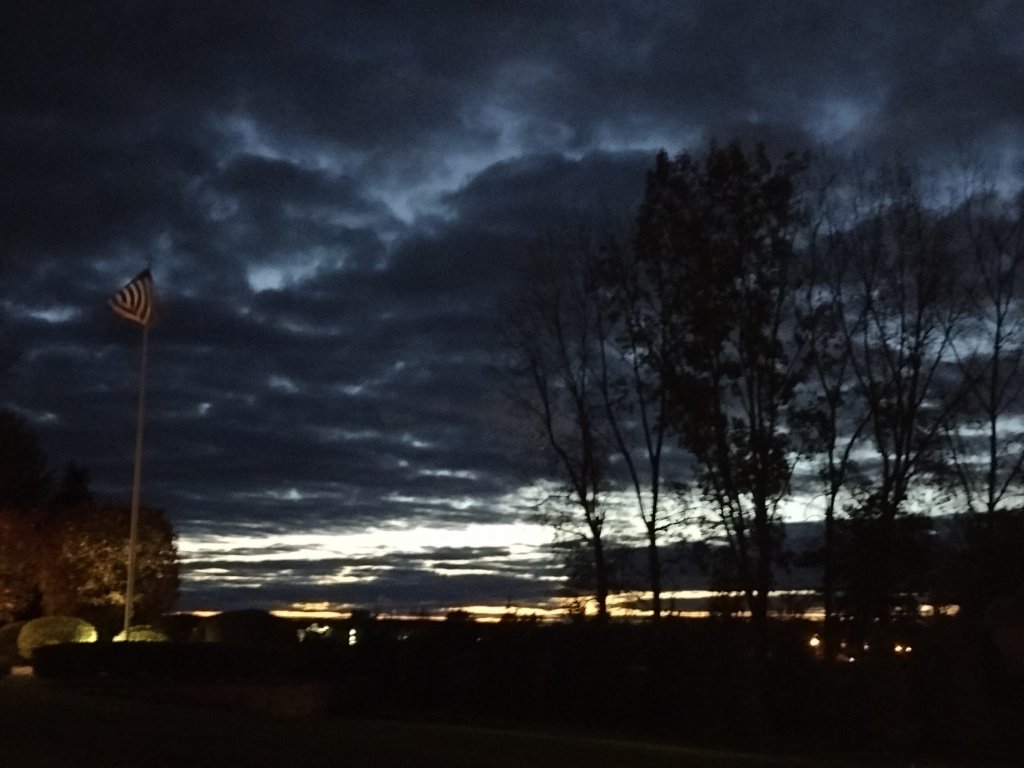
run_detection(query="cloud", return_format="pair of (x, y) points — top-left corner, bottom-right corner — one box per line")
(2, 1), (1022, 610)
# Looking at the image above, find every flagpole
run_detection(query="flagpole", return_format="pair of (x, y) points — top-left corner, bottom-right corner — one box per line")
(123, 323), (149, 639)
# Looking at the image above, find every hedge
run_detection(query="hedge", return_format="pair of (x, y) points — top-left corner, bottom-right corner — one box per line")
(31, 641), (351, 681)
(17, 616), (97, 660)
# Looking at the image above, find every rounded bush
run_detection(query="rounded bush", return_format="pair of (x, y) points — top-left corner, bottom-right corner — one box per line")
(113, 625), (169, 643)
(17, 616), (97, 660)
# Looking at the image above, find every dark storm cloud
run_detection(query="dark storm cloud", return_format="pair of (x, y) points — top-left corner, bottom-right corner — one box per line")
(3, 1), (1022, 609)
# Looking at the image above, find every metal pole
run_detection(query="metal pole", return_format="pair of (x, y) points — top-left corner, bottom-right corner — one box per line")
(122, 323), (149, 640)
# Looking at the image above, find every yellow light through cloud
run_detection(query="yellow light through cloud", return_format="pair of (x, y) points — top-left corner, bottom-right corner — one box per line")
(178, 521), (553, 564)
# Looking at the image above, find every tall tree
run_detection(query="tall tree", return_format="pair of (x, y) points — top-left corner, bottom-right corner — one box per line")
(0, 408), (51, 511)
(505, 234), (613, 619)
(0, 509), (41, 622)
(792, 170), (872, 659)
(629, 142), (809, 640)
(0, 410), (49, 622)
(51, 461), (94, 509)
(830, 166), (967, 630)
(948, 186), (1024, 619)
(593, 231), (683, 620)
(36, 504), (179, 635)
(794, 283), (869, 659)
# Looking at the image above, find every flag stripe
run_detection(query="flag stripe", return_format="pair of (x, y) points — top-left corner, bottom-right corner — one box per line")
(109, 269), (154, 326)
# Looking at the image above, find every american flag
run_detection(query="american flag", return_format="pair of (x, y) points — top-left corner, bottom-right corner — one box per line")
(109, 268), (155, 326)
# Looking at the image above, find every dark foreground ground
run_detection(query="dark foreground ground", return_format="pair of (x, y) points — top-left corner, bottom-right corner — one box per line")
(0, 673), (997, 768)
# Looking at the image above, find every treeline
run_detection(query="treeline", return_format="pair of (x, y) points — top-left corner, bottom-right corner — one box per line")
(506, 141), (1024, 654)
(0, 408), (179, 635)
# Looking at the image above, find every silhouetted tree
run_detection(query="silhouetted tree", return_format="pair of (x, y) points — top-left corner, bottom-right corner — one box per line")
(51, 461), (94, 509)
(628, 141), (810, 643)
(792, 168), (871, 659)
(0, 408), (51, 511)
(793, 279), (868, 657)
(504, 233), (613, 619)
(830, 165), (967, 631)
(947, 186), (1024, 620)
(594, 229), (689, 620)
(0, 409), (49, 622)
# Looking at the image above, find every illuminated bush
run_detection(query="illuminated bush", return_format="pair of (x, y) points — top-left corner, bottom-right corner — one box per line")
(113, 625), (169, 643)
(17, 616), (97, 660)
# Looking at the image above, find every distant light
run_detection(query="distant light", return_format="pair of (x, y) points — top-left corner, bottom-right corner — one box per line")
(298, 623), (333, 641)
(808, 635), (821, 648)
(348, 628), (358, 647)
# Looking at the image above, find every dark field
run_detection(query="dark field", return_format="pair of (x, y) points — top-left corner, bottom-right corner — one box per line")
(4, 617), (1022, 768)
(0, 674), (847, 768)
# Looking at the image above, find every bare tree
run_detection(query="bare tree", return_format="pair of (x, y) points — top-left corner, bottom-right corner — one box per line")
(594, 231), (684, 620)
(948, 185), (1024, 617)
(791, 167), (873, 659)
(795, 277), (869, 657)
(504, 234), (613, 619)
(951, 189), (1024, 516)
(830, 165), (968, 629)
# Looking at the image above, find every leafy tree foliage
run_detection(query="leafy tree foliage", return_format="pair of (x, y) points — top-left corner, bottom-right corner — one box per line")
(37, 504), (179, 634)
(0, 509), (42, 622)
(0, 411), (179, 633)
(626, 142), (809, 636)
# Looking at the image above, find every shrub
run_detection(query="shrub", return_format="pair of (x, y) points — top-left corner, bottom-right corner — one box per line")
(193, 610), (298, 646)
(113, 625), (169, 643)
(153, 612), (200, 642)
(17, 616), (97, 660)
(0, 620), (28, 664)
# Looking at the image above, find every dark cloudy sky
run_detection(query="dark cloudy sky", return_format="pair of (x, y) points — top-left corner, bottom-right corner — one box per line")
(2, 1), (1023, 613)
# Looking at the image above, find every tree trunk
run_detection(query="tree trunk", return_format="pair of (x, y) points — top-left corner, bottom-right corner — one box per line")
(592, 525), (609, 620)
(822, 498), (837, 660)
(648, 535), (661, 620)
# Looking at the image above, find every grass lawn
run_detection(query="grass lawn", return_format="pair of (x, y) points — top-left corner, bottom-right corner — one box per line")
(0, 675), (950, 768)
